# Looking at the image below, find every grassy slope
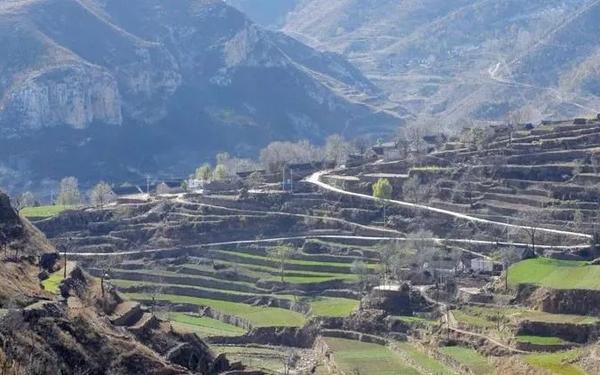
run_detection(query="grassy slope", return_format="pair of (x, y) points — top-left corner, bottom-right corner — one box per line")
(20, 205), (73, 218)
(439, 346), (495, 374)
(124, 292), (306, 327)
(508, 258), (600, 290)
(170, 313), (246, 337)
(325, 338), (421, 375)
(522, 350), (586, 375)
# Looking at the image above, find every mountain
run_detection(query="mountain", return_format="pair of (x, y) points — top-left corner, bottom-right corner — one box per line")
(0, 0), (399, 193)
(282, 0), (600, 123)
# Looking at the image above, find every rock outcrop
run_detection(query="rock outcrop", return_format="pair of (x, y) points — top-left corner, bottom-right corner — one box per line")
(0, 191), (231, 374)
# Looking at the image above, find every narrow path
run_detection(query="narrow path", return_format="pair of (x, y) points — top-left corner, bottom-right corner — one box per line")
(448, 326), (529, 355)
(69, 234), (583, 257)
(306, 170), (592, 240)
(173, 197), (403, 237)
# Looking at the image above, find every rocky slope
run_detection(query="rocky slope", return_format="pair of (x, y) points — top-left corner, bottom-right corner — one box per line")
(0, 191), (229, 374)
(0, 0), (399, 192)
(282, 0), (600, 122)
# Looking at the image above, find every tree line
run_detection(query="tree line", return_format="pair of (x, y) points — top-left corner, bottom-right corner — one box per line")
(14, 178), (117, 211)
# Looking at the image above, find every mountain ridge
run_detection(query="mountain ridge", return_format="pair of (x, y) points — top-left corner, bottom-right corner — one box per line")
(0, 0), (399, 193)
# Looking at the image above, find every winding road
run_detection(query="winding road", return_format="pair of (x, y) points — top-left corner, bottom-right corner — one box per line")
(306, 170), (592, 240)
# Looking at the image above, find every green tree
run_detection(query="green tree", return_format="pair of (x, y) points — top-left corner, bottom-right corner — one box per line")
(213, 164), (229, 181)
(372, 178), (393, 226)
(90, 181), (115, 208)
(267, 245), (295, 283)
(195, 164), (212, 181)
(57, 177), (81, 206)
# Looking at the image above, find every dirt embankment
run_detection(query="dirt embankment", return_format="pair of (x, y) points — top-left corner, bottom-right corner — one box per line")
(517, 284), (600, 316)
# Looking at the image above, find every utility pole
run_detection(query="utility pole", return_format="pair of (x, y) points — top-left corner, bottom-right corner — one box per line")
(290, 168), (293, 193)
(63, 237), (71, 279)
(146, 175), (150, 195)
(282, 166), (286, 192)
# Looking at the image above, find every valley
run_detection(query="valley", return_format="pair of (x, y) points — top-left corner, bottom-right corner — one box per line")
(6, 115), (597, 374)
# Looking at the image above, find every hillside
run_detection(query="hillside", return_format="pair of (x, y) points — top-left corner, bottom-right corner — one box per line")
(0, 0), (399, 192)
(0, 191), (230, 374)
(22, 118), (600, 372)
(282, 0), (600, 122)
(26, 115), (600, 374)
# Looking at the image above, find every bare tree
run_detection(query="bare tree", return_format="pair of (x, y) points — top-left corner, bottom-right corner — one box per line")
(377, 244), (398, 286)
(402, 176), (425, 204)
(13, 192), (36, 211)
(501, 247), (522, 292)
(155, 182), (171, 195)
(515, 211), (545, 255)
(57, 177), (81, 206)
(246, 171), (265, 189)
(324, 134), (356, 167)
(259, 140), (320, 172)
(267, 245), (296, 283)
(90, 181), (116, 208)
(351, 259), (369, 294)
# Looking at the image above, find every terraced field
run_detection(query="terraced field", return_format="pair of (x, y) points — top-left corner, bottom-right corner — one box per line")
(20, 205), (74, 218)
(508, 258), (600, 290)
(170, 313), (247, 337)
(439, 346), (495, 374)
(123, 292), (307, 327)
(29, 117), (600, 373)
(522, 350), (586, 375)
(324, 338), (421, 375)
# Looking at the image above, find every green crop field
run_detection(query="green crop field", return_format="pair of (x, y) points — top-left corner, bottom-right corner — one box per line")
(325, 338), (421, 375)
(171, 313), (246, 337)
(508, 258), (600, 290)
(213, 249), (375, 272)
(394, 342), (457, 374)
(42, 271), (64, 294)
(20, 205), (73, 218)
(307, 297), (359, 317)
(516, 335), (566, 346)
(523, 350), (585, 375)
(439, 346), (494, 374)
(124, 292), (306, 327)
(452, 306), (599, 327)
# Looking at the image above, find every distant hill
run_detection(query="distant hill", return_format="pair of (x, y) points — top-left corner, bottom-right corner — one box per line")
(0, 0), (399, 193)
(225, 0), (299, 28)
(282, 0), (600, 123)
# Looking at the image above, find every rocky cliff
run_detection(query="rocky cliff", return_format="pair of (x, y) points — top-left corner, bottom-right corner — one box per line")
(0, 0), (399, 192)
